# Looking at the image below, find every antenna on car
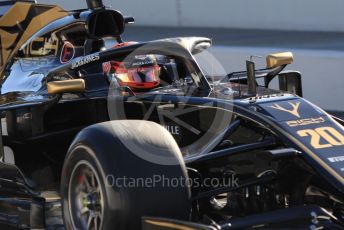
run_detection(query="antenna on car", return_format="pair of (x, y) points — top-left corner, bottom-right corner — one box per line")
(86, 0), (104, 10)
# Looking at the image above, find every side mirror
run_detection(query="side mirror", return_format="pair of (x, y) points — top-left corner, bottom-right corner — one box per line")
(86, 0), (104, 10)
(87, 9), (125, 38)
(124, 16), (135, 24)
(278, 71), (303, 97)
(266, 52), (294, 69)
(47, 79), (86, 94)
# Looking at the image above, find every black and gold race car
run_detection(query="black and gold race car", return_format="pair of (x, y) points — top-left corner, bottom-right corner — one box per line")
(0, 0), (344, 229)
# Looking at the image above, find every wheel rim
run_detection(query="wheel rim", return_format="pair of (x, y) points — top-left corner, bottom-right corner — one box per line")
(69, 160), (104, 230)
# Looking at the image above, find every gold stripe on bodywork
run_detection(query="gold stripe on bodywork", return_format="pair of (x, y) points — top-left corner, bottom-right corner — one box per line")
(145, 219), (198, 230)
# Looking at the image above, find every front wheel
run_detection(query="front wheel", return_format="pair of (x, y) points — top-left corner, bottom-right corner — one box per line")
(69, 157), (106, 229)
(61, 120), (191, 230)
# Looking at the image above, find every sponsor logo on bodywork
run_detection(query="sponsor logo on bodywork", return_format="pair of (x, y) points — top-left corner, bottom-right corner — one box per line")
(71, 54), (100, 69)
(164, 125), (181, 135)
(60, 41), (75, 63)
(328, 156), (344, 163)
(271, 102), (301, 118)
(286, 117), (325, 127)
(103, 61), (111, 74)
(244, 93), (285, 102)
(1, 118), (8, 136)
(25, 37), (59, 57)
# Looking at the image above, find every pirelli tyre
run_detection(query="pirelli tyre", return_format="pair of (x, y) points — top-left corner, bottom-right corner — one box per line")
(60, 120), (191, 230)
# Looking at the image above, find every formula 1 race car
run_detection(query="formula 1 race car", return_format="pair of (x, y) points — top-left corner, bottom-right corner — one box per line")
(0, 0), (344, 229)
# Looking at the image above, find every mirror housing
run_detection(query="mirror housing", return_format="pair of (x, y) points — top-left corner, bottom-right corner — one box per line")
(124, 16), (135, 24)
(86, 0), (104, 10)
(47, 79), (86, 94)
(87, 9), (125, 38)
(278, 71), (303, 97)
(266, 52), (294, 69)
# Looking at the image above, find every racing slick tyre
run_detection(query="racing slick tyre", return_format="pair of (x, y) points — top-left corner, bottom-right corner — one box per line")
(61, 120), (191, 230)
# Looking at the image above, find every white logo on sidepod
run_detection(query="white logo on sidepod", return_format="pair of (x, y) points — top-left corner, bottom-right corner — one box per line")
(328, 156), (344, 163)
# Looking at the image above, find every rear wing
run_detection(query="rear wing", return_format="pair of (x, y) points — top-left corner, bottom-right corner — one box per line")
(0, 1), (68, 75)
(0, 0), (35, 17)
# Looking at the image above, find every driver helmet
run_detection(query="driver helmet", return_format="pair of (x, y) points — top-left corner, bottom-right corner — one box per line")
(103, 42), (161, 91)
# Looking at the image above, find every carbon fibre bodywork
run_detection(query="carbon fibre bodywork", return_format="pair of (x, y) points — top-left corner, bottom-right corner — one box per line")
(0, 1), (343, 229)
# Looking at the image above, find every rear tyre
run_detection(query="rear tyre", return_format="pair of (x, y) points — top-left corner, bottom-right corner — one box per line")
(61, 120), (191, 230)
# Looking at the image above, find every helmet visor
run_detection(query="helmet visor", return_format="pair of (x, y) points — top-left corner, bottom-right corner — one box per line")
(128, 66), (161, 83)
(115, 65), (161, 89)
